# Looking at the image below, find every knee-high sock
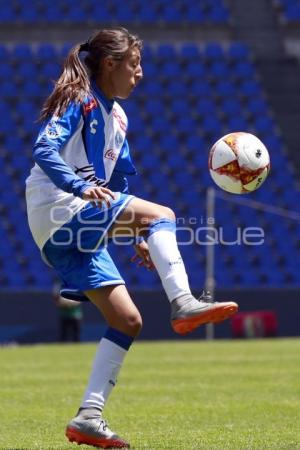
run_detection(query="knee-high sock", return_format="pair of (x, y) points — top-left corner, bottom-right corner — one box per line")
(81, 327), (133, 411)
(147, 218), (191, 302)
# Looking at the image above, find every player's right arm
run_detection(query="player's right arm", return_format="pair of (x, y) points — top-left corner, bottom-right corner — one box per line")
(33, 101), (114, 206)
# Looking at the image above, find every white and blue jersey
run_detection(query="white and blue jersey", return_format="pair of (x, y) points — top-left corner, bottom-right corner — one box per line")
(26, 80), (136, 250)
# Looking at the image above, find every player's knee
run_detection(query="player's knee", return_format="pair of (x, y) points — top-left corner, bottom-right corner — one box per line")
(161, 206), (176, 221)
(125, 312), (143, 336)
(139, 205), (176, 237)
(151, 206), (175, 222)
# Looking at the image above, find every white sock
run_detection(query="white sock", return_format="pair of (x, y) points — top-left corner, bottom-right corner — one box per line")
(81, 333), (130, 411)
(147, 228), (191, 302)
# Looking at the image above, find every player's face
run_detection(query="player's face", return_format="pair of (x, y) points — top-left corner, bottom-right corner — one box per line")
(109, 47), (143, 99)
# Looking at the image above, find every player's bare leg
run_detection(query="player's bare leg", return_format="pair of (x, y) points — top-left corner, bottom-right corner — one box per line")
(66, 285), (141, 448)
(109, 197), (238, 335)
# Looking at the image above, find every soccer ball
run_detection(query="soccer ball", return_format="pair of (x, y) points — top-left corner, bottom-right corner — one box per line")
(208, 132), (270, 194)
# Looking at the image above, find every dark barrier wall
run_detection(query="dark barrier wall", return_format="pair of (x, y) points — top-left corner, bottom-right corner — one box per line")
(0, 288), (299, 343)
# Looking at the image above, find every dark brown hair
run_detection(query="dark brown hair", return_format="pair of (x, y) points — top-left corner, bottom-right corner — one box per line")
(40, 27), (142, 121)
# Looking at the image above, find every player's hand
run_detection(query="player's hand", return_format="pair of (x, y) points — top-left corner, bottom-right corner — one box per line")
(82, 186), (116, 208)
(131, 240), (155, 271)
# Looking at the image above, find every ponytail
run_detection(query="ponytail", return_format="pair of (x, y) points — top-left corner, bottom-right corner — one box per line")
(39, 28), (142, 121)
(40, 43), (91, 121)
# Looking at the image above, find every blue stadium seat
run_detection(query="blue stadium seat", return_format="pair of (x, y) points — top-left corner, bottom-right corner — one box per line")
(169, 99), (190, 117)
(228, 42), (250, 61)
(36, 44), (58, 61)
(149, 116), (170, 134)
(142, 61), (157, 79)
(161, 5), (182, 22)
(195, 98), (216, 115)
(247, 98), (268, 115)
(253, 116), (276, 134)
(185, 61), (206, 79)
(278, 0), (300, 21)
(186, 135), (207, 153)
(221, 98), (242, 116)
(16, 100), (37, 117)
(215, 80), (236, 96)
(0, 4), (15, 21)
(160, 61), (181, 78)
(140, 80), (162, 97)
(41, 62), (61, 78)
(180, 44), (201, 61)
(189, 80), (212, 97)
(19, 6), (39, 23)
(185, 4), (206, 22)
(13, 44), (33, 60)
(234, 61), (255, 79)
(166, 80), (187, 97)
(18, 62), (37, 79)
(60, 43), (73, 57)
(209, 5), (229, 22)
(157, 135), (179, 152)
(127, 115), (144, 134)
(239, 80), (261, 97)
(210, 61), (230, 79)
(155, 44), (177, 61)
(22, 80), (40, 96)
(138, 4), (157, 23)
(144, 98), (164, 117)
(141, 44), (154, 60)
(204, 43), (224, 60)
(115, 5), (135, 22)
(0, 63), (13, 80)
(226, 116), (249, 131)
(202, 116), (223, 134)
(0, 45), (10, 59)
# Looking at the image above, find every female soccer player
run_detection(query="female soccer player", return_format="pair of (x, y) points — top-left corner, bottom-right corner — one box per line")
(26, 28), (238, 449)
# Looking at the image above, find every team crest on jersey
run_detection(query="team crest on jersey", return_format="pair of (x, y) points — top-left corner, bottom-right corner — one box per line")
(83, 98), (98, 115)
(115, 130), (123, 148)
(45, 119), (62, 139)
(104, 149), (117, 161)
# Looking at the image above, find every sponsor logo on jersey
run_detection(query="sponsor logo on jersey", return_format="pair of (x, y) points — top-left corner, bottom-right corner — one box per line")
(83, 98), (98, 115)
(112, 108), (127, 132)
(45, 119), (63, 139)
(115, 130), (123, 148)
(74, 164), (107, 187)
(104, 149), (117, 161)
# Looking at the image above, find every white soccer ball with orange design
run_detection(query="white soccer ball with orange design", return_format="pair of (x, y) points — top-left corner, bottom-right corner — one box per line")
(208, 132), (270, 194)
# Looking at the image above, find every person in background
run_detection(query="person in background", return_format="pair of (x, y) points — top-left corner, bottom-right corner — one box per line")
(53, 282), (83, 342)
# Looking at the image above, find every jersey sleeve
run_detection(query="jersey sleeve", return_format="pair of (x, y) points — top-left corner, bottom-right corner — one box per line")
(32, 101), (92, 198)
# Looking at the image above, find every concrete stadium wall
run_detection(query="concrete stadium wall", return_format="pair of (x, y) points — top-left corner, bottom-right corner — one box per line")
(0, 288), (299, 344)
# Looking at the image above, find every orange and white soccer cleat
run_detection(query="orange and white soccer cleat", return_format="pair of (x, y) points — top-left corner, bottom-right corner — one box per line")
(66, 408), (130, 449)
(171, 290), (238, 335)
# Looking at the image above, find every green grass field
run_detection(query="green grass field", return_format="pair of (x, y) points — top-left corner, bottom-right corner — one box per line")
(1, 338), (300, 450)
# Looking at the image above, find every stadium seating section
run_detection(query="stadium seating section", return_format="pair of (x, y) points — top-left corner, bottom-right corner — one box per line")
(0, 0), (229, 23)
(1, 40), (300, 290)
